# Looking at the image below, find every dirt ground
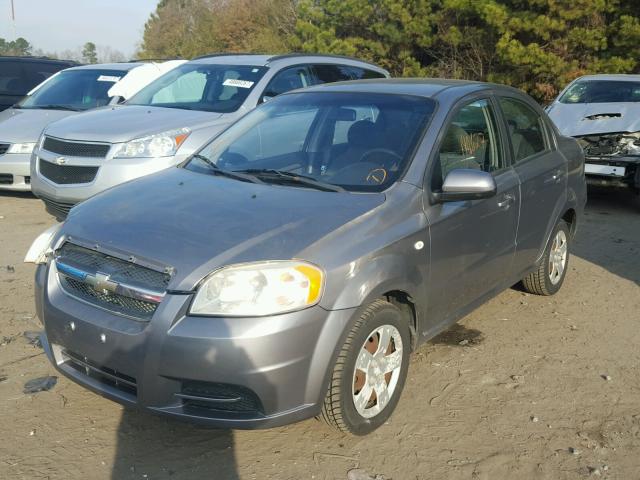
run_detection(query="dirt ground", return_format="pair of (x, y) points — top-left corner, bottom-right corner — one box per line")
(1, 188), (639, 480)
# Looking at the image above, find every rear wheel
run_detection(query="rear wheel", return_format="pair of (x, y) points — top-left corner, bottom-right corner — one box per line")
(321, 300), (410, 435)
(522, 220), (570, 295)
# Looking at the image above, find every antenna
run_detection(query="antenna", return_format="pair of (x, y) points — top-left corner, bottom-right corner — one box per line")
(10, 0), (17, 39)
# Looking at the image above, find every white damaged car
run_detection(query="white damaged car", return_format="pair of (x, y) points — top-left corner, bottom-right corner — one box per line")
(547, 74), (640, 195)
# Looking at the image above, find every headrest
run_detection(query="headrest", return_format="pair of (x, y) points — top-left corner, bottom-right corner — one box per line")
(347, 120), (376, 147)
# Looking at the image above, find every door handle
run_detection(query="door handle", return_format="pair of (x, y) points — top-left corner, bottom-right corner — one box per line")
(497, 193), (515, 208)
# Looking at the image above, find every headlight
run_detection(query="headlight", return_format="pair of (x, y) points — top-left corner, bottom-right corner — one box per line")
(190, 261), (324, 316)
(7, 142), (36, 154)
(113, 128), (190, 158)
(24, 224), (62, 264)
(622, 134), (640, 156)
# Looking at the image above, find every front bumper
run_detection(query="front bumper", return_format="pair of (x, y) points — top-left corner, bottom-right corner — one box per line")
(35, 264), (355, 429)
(0, 152), (31, 191)
(30, 150), (181, 209)
(584, 156), (640, 190)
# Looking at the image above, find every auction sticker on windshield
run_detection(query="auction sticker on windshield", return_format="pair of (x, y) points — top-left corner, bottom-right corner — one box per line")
(97, 75), (122, 82)
(223, 79), (254, 89)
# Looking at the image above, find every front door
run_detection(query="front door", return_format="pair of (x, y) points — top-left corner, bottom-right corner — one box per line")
(424, 97), (519, 331)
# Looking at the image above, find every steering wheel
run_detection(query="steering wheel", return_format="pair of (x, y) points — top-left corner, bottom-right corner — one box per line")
(329, 161), (391, 186)
(365, 167), (388, 185)
(359, 148), (402, 165)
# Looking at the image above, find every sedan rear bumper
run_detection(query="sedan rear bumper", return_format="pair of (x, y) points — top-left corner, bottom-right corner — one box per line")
(36, 264), (355, 429)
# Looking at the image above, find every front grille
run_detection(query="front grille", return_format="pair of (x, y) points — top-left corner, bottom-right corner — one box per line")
(42, 136), (110, 158)
(62, 348), (137, 397)
(55, 242), (170, 320)
(41, 197), (75, 220)
(179, 381), (264, 414)
(0, 174), (13, 184)
(58, 243), (170, 289)
(39, 159), (99, 185)
(0, 143), (8, 155)
(61, 276), (158, 320)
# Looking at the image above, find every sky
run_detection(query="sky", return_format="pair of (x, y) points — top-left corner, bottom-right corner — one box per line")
(0, 0), (159, 57)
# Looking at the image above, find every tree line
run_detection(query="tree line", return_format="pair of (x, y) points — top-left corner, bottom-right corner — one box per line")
(138, 0), (640, 102)
(1, 37), (126, 64)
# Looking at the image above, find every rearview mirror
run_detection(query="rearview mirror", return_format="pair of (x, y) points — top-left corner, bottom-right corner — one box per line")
(434, 169), (497, 203)
(329, 108), (357, 121)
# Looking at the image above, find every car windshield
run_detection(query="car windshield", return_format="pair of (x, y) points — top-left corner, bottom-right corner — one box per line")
(126, 63), (267, 113)
(185, 92), (436, 192)
(559, 80), (640, 104)
(17, 69), (129, 111)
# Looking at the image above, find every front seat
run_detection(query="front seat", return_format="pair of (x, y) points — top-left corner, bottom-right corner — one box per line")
(330, 120), (377, 172)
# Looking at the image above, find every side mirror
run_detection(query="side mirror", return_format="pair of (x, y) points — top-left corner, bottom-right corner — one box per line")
(261, 94), (274, 104)
(434, 169), (497, 203)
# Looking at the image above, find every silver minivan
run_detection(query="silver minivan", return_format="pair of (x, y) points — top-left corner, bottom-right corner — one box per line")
(0, 61), (183, 192)
(30, 54), (388, 219)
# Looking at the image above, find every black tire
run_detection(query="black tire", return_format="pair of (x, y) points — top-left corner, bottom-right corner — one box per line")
(522, 220), (571, 295)
(321, 299), (411, 435)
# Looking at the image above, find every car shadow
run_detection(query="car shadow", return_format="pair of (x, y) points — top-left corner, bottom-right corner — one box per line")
(572, 187), (640, 286)
(0, 190), (36, 199)
(107, 316), (277, 479)
(112, 410), (239, 479)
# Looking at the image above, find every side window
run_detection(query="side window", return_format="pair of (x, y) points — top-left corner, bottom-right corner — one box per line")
(312, 64), (386, 83)
(262, 66), (313, 101)
(311, 64), (352, 84)
(433, 99), (504, 190)
(346, 66), (386, 80)
(22, 62), (64, 92)
(0, 61), (23, 95)
(498, 97), (548, 162)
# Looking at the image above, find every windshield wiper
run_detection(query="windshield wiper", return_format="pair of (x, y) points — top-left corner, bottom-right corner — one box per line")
(192, 154), (263, 184)
(34, 104), (81, 111)
(234, 168), (345, 193)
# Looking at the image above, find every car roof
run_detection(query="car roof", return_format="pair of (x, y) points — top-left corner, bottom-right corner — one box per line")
(189, 53), (388, 74)
(289, 78), (519, 99)
(65, 62), (143, 72)
(0, 55), (77, 65)
(573, 74), (640, 82)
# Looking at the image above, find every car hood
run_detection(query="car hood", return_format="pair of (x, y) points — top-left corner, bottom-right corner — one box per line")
(62, 168), (385, 291)
(44, 105), (226, 143)
(0, 108), (76, 143)
(548, 102), (640, 137)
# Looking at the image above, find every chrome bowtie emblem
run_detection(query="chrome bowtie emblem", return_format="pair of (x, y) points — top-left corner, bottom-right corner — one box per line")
(85, 272), (118, 295)
(54, 156), (67, 165)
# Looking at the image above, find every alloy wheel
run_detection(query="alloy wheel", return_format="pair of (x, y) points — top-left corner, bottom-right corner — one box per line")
(351, 324), (403, 419)
(548, 230), (568, 285)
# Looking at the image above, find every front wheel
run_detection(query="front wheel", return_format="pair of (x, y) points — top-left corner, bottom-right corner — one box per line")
(321, 300), (410, 435)
(522, 220), (571, 295)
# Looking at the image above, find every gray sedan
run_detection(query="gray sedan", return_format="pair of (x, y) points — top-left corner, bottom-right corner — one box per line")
(27, 79), (586, 435)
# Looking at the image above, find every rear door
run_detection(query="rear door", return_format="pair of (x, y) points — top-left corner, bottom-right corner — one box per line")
(425, 96), (520, 326)
(496, 96), (567, 278)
